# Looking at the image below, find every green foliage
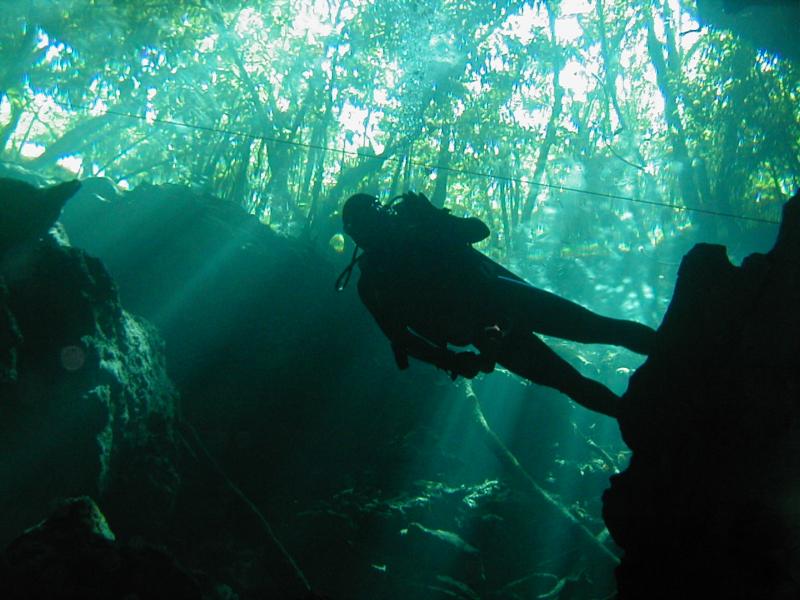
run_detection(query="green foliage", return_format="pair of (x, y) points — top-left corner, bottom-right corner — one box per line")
(0, 0), (797, 322)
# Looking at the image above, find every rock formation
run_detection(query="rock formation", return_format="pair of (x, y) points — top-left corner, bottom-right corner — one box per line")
(0, 178), (80, 255)
(0, 179), (181, 546)
(604, 191), (800, 599)
(0, 496), (201, 600)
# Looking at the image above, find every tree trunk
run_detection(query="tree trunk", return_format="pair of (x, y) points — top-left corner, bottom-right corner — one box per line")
(520, 3), (565, 226)
(29, 112), (122, 168)
(596, 0), (626, 134)
(643, 3), (701, 211)
(430, 124), (451, 208)
(0, 25), (40, 149)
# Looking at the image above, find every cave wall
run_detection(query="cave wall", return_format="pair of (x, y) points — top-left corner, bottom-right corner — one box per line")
(0, 222), (180, 546)
(604, 191), (800, 599)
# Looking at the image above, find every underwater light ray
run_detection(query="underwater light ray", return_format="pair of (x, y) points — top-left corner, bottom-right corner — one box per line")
(50, 100), (781, 226)
(463, 382), (619, 565)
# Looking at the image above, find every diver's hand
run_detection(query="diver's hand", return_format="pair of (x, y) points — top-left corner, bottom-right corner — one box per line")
(449, 351), (495, 380)
(479, 325), (505, 359)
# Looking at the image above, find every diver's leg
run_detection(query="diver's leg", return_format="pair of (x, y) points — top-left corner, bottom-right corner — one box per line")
(477, 331), (619, 418)
(496, 277), (656, 355)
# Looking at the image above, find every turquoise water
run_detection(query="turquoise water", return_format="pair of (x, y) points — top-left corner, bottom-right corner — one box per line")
(1, 1), (797, 598)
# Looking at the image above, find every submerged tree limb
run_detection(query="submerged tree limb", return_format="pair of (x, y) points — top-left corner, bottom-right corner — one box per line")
(462, 381), (619, 566)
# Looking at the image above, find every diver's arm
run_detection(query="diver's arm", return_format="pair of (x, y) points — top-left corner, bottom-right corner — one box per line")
(357, 278), (490, 379)
(393, 327), (493, 380)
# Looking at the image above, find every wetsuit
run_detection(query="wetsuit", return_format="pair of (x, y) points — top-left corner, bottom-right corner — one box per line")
(354, 194), (655, 417)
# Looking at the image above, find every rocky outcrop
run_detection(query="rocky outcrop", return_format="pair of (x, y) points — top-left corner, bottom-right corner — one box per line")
(0, 279), (21, 384)
(0, 496), (201, 600)
(603, 191), (800, 599)
(0, 178), (80, 255)
(0, 179), (180, 545)
(294, 477), (615, 600)
(693, 0), (800, 62)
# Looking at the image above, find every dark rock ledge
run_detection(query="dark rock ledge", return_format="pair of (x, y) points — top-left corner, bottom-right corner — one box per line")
(603, 191), (800, 600)
(1, 178), (180, 547)
(0, 496), (201, 600)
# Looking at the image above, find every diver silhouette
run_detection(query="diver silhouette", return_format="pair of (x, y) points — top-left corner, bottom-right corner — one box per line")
(337, 191), (656, 418)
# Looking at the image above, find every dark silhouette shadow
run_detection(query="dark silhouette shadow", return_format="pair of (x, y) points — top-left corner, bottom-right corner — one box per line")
(339, 191), (656, 417)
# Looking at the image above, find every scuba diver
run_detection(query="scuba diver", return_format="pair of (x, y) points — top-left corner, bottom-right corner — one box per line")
(336, 191), (656, 418)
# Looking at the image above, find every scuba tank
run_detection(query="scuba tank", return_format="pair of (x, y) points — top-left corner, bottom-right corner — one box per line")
(335, 191), (490, 291)
(389, 192), (490, 248)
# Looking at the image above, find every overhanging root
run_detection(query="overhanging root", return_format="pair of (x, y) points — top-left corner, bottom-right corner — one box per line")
(463, 381), (619, 566)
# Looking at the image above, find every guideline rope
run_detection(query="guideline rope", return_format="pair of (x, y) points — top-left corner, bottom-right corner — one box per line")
(53, 101), (782, 226)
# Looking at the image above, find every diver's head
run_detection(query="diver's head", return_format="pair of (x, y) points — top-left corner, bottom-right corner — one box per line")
(342, 193), (388, 249)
